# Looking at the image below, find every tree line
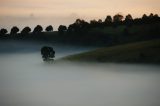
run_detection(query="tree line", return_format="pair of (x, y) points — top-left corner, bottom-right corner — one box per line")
(0, 25), (53, 36)
(0, 13), (159, 38)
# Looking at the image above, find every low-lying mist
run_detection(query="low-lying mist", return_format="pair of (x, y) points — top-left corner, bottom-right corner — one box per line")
(0, 40), (160, 106)
(0, 40), (96, 58)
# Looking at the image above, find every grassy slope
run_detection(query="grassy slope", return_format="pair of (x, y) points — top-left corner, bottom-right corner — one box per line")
(61, 39), (160, 64)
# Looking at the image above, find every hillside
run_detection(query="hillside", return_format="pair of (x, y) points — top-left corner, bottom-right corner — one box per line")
(60, 39), (160, 64)
(1, 19), (160, 46)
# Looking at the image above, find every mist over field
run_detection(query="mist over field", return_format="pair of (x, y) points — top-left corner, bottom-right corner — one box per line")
(0, 40), (95, 58)
(0, 0), (160, 105)
(0, 40), (160, 106)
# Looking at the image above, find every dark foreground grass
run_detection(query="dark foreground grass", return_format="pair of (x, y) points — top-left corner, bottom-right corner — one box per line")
(60, 39), (160, 64)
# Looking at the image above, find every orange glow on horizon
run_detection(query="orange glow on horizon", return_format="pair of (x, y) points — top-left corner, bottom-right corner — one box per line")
(0, 0), (159, 30)
(0, 0), (159, 17)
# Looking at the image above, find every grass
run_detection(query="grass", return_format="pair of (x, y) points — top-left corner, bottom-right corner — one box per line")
(60, 39), (160, 64)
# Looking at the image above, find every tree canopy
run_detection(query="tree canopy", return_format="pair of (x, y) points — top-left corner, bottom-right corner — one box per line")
(41, 46), (55, 62)
(45, 25), (53, 32)
(10, 26), (19, 35)
(33, 25), (43, 33)
(58, 25), (67, 34)
(21, 27), (31, 34)
(0, 28), (8, 35)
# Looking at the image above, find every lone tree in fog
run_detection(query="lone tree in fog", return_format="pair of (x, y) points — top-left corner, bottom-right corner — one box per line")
(41, 46), (55, 62)
(21, 27), (31, 35)
(45, 25), (53, 32)
(10, 26), (19, 35)
(58, 25), (67, 35)
(0, 28), (8, 35)
(33, 25), (43, 33)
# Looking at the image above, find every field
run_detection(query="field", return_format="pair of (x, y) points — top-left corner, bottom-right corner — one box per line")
(61, 39), (160, 64)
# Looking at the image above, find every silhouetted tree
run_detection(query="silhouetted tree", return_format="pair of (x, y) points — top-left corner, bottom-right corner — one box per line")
(113, 14), (124, 27)
(149, 13), (154, 18)
(154, 14), (159, 18)
(104, 15), (112, 25)
(98, 19), (102, 23)
(125, 14), (133, 26)
(141, 14), (159, 24)
(75, 19), (82, 24)
(113, 14), (124, 22)
(58, 25), (67, 35)
(142, 14), (148, 20)
(125, 14), (133, 20)
(80, 20), (90, 32)
(90, 19), (97, 24)
(141, 14), (149, 23)
(45, 25), (53, 32)
(41, 46), (55, 62)
(0, 28), (8, 35)
(10, 26), (19, 35)
(67, 24), (75, 34)
(90, 19), (98, 27)
(97, 19), (103, 27)
(152, 14), (159, 22)
(33, 25), (43, 33)
(21, 27), (31, 35)
(147, 13), (158, 23)
(71, 19), (90, 34)
(133, 18), (142, 25)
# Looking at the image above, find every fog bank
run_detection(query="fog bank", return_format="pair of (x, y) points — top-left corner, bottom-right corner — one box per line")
(0, 40), (160, 106)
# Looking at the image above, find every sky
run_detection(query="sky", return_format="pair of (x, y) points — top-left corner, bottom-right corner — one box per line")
(0, 0), (160, 31)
